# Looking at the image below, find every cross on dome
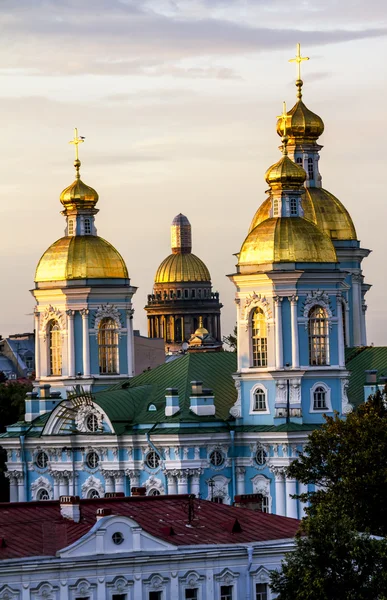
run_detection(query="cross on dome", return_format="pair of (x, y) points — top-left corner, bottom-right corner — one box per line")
(277, 101), (289, 154)
(69, 127), (85, 178)
(289, 43), (309, 99)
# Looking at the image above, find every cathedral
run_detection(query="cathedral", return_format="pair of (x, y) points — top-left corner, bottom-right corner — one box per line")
(2, 46), (371, 517)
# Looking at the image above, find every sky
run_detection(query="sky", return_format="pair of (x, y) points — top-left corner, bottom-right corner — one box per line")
(0, 0), (386, 345)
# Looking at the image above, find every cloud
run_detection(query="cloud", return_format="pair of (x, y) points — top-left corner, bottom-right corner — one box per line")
(0, 0), (386, 76)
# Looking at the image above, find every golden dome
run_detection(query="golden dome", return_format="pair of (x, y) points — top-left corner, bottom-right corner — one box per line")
(60, 169), (99, 212)
(239, 217), (337, 265)
(155, 253), (210, 284)
(248, 188), (357, 240)
(277, 100), (324, 143)
(35, 236), (128, 282)
(265, 155), (306, 190)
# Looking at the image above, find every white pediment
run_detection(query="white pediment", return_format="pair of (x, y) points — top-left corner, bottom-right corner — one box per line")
(58, 515), (176, 558)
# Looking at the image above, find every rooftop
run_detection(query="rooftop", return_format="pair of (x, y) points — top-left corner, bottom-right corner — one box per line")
(0, 494), (299, 560)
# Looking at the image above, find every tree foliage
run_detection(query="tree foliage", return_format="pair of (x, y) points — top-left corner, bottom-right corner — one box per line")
(0, 380), (32, 433)
(271, 390), (387, 599)
(223, 325), (237, 352)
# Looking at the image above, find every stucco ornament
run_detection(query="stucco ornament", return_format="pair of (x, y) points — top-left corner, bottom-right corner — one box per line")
(206, 475), (231, 504)
(145, 475), (164, 495)
(75, 404), (103, 433)
(40, 305), (66, 340)
(31, 476), (53, 500)
(81, 475), (104, 499)
(251, 474), (272, 511)
(242, 292), (272, 331)
(302, 289), (333, 329)
(229, 378), (242, 418)
(341, 378), (353, 415)
(92, 303), (123, 337)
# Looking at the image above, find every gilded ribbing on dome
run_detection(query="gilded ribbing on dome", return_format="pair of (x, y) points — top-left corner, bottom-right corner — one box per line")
(155, 253), (210, 283)
(60, 128), (99, 212)
(239, 217), (337, 265)
(35, 236), (128, 282)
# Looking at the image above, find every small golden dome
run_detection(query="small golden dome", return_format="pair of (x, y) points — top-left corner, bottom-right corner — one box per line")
(155, 253), (210, 284)
(60, 172), (99, 212)
(35, 236), (128, 282)
(239, 217), (337, 265)
(248, 188), (357, 240)
(277, 100), (324, 143)
(265, 155), (306, 190)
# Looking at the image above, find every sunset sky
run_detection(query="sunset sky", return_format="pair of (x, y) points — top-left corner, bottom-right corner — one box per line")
(1, 0), (386, 345)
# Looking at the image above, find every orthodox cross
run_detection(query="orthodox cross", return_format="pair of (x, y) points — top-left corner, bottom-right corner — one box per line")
(69, 128), (85, 161)
(277, 101), (288, 153)
(289, 43), (309, 82)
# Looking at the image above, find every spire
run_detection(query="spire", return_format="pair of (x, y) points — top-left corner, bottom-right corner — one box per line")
(171, 214), (192, 254)
(69, 128), (85, 180)
(289, 42), (309, 100)
(277, 101), (289, 155)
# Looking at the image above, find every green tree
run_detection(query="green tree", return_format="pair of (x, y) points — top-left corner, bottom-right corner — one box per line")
(0, 380), (33, 433)
(223, 325), (237, 352)
(271, 390), (387, 599)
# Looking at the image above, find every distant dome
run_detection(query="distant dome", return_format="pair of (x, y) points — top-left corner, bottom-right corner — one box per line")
(239, 217), (337, 266)
(155, 253), (210, 283)
(265, 155), (306, 190)
(35, 236), (128, 282)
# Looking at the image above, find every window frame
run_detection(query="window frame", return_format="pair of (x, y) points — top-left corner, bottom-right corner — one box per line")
(86, 451), (100, 470)
(289, 197), (298, 216)
(84, 218), (91, 234)
(48, 319), (62, 376)
(251, 308), (268, 368)
(249, 384), (269, 415)
(310, 382), (332, 413)
(98, 317), (119, 375)
(308, 305), (330, 366)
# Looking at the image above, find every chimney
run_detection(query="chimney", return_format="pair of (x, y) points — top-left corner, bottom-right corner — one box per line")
(40, 384), (51, 399)
(104, 492), (125, 498)
(25, 391), (39, 422)
(96, 508), (112, 521)
(60, 496), (81, 522)
(365, 370), (378, 384)
(189, 382), (215, 416)
(131, 487), (146, 496)
(165, 388), (180, 417)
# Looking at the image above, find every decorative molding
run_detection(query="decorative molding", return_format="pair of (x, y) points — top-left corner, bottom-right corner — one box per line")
(341, 378), (353, 415)
(310, 381), (333, 413)
(31, 476), (53, 500)
(74, 404), (103, 433)
(81, 475), (105, 498)
(302, 290), (333, 322)
(40, 305), (66, 339)
(230, 378), (242, 418)
(206, 475), (231, 504)
(145, 475), (164, 495)
(92, 303), (123, 336)
(242, 292), (272, 331)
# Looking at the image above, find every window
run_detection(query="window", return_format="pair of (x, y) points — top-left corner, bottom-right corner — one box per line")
(255, 447), (267, 466)
(192, 289), (196, 299)
(112, 531), (124, 545)
(148, 403), (157, 412)
(49, 320), (62, 376)
(149, 592), (162, 600)
(256, 583), (268, 600)
(253, 388), (267, 411)
(88, 488), (100, 498)
(86, 451), (99, 469)
(112, 595), (126, 600)
(148, 488), (161, 496)
(309, 306), (329, 366)
(177, 289), (181, 298)
(296, 157), (303, 164)
(68, 219), (74, 235)
(290, 197), (297, 215)
(273, 198), (279, 217)
(261, 496), (270, 513)
(145, 451), (160, 469)
(209, 450), (224, 467)
(86, 414), (99, 432)
(35, 451), (49, 469)
(252, 308), (267, 367)
(98, 317), (119, 374)
(185, 590), (198, 600)
(220, 586), (233, 600)
(212, 496), (223, 504)
(37, 488), (50, 501)
(184, 289), (189, 298)
(313, 386), (328, 410)
(84, 218), (91, 234)
(308, 157), (314, 180)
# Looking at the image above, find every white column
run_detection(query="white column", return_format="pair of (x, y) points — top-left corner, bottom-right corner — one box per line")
(34, 310), (40, 379)
(115, 473), (125, 494)
(236, 467), (246, 496)
(190, 470), (201, 497)
(352, 274), (362, 347)
(166, 472), (177, 495)
(336, 295), (345, 368)
(126, 470), (140, 493)
(9, 475), (18, 502)
(66, 310), (75, 377)
(274, 297), (283, 369)
(126, 308), (135, 377)
(298, 481), (308, 517)
(289, 296), (299, 368)
(272, 467), (285, 516)
(53, 475), (60, 500)
(177, 471), (188, 494)
(17, 476), (25, 502)
(81, 309), (90, 377)
(103, 472), (114, 493)
(360, 302), (367, 346)
(59, 475), (69, 497)
(286, 477), (298, 519)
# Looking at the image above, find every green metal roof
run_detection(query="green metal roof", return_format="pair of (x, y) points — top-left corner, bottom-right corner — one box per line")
(345, 346), (387, 407)
(92, 352), (238, 433)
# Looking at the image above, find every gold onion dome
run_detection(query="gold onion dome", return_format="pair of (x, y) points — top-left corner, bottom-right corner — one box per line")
(265, 154), (306, 190)
(35, 236), (128, 282)
(276, 100), (324, 143)
(60, 163), (99, 211)
(248, 188), (357, 241)
(239, 217), (337, 265)
(155, 214), (211, 283)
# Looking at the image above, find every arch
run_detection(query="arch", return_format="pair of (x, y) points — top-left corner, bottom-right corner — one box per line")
(308, 306), (329, 366)
(0, 585), (20, 600)
(251, 308), (268, 367)
(250, 383), (269, 414)
(310, 382), (332, 413)
(31, 476), (53, 501)
(145, 475), (164, 496)
(98, 317), (119, 374)
(81, 475), (105, 499)
(48, 319), (62, 376)
(243, 293), (272, 327)
(206, 475), (231, 504)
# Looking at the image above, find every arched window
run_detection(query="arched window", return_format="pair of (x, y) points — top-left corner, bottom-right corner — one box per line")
(309, 306), (329, 366)
(308, 157), (314, 180)
(296, 157), (303, 164)
(88, 488), (100, 498)
(37, 489), (50, 501)
(290, 197), (297, 215)
(313, 386), (327, 410)
(98, 317), (119, 374)
(251, 308), (267, 367)
(68, 219), (74, 235)
(148, 488), (161, 496)
(253, 387), (267, 412)
(84, 218), (91, 234)
(49, 320), (62, 376)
